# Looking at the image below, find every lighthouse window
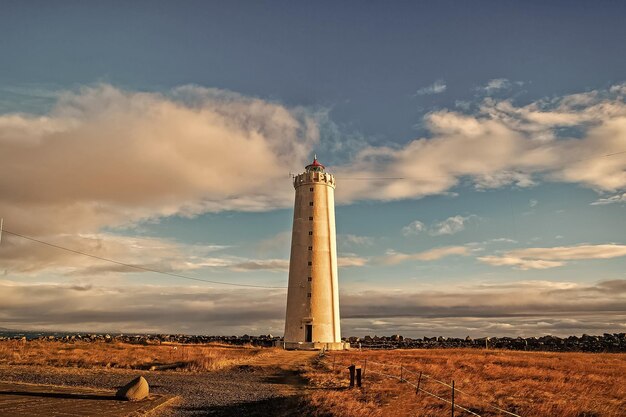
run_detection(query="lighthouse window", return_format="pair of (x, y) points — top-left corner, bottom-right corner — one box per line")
(308, 246), (313, 250)
(310, 187), (314, 192)
(308, 277), (312, 281)
(309, 216), (313, 221)
(307, 293), (312, 298)
(308, 261), (312, 266)
(308, 231), (313, 235)
(309, 202), (314, 206)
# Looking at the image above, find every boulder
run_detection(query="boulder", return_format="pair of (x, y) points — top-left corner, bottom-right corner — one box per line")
(116, 376), (149, 401)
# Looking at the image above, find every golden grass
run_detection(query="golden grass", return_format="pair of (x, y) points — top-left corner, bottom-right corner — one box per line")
(303, 349), (626, 417)
(0, 340), (267, 372)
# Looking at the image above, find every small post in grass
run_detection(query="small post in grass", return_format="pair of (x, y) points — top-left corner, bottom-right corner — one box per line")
(356, 366), (362, 388)
(363, 358), (367, 377)
(400, 365), (403, 382)
(348, 364), (356, 388)
(451, 380), (455, 417)
(416, 371), (422, 395)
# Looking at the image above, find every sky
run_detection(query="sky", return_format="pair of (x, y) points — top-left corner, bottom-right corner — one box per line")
(0, 1), (625, 338)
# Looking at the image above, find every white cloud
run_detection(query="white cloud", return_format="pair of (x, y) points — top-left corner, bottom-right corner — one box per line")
(529, 199), (539, 208)
(338, 256), (368, 267)
(429, 215), (476, 236)
(415, 79), (447, 96)
(0, 231), (293, 276)
(380, 246), (469, 265)
(401, 220), (425, 236)
(0, 84), (318, 238)
(479, 78), (514, 94)
(0, 232), (232, 275)
(489, 238), (518, 244)
(3, 82), (626, 240)
(229, 259), (289, 272)
(402, 215), (476, 237)
(478, 244), (626, 270)
(591, 193), (626, 205)
(334, 83), (626, 204)
(256, 231), (292, 257)
(339, 234), (374, 246)
(3, 82), (626, 280)
(477, 256), (564, 270)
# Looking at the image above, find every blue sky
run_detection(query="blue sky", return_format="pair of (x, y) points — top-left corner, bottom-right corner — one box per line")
(0, 1), (625, 337)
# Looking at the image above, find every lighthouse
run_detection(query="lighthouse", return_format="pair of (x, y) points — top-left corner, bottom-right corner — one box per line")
(283, 156), (348, 350)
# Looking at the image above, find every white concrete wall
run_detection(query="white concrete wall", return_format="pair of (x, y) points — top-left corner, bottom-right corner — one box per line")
(284, 171), (341, 344)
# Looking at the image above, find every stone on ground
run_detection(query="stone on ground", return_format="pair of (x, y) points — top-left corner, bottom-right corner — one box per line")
(116, 376), (149, 401)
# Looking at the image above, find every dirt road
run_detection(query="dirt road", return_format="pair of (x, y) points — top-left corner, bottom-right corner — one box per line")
(0, 349), (319, 416)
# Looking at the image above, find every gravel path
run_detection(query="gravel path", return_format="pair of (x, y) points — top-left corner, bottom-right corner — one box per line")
(0, 350), (318, 416)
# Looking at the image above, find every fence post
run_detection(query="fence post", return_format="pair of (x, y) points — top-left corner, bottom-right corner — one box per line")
(348, 364), (356, 388)
(356, 367), (362, 388)
(400, 366), (403, 382)
(451, 380), (455, 417)
(416, 371), (422, 394)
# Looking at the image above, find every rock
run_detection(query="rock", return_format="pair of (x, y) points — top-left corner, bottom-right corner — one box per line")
(116, 376), (149, 401)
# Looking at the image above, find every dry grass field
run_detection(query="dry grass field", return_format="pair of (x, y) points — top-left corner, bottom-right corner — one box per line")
(0, 340), (267, 371)
(304, 349), (626, 417)
(2, 342), (624, 416)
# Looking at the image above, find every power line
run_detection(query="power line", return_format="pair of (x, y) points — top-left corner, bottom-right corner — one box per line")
(1, 229), (288, 290)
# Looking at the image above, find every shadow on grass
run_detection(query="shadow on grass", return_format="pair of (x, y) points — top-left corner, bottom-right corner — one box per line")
(0, 390), (118, 401)
(177, 395), (310, 417)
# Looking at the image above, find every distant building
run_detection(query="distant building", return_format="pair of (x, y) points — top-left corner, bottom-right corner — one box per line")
(283, 156), (348, 350)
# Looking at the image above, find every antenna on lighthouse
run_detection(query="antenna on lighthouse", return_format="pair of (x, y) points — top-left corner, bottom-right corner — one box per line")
(0, 218), (3, 245)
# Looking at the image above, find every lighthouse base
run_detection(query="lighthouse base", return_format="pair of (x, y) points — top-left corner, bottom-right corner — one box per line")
(279, 341), (350, 351)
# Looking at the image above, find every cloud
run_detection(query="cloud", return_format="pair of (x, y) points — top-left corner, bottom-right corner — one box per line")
(338, 234), (374, 247)
(340, 279), (626, 337)
(380, 246), (470, 265)
(3, 82), (626, 281)
(429, 215), (476, 236)
(229, 259), (290, 272)
(529, 199), (539, 208)
(591, 193), (626, 205)
(0, 84), (318, 238)
(489, 238), (518, 244)
(3, 82), (626, 238)
(0, 231), (295, 277)
(401, 220), (425, 236)
(256, 231), (292, 257)
(0, 232), (233, 275)
(478, 78), (515, 94)
(338, 256), (368, 267)
(414, 79), (447, 96)
(334, 83), (626, 204)
(478, 244), (626, 270)
(1, 279), (623, 337)
(402, 215), (476, 237)
(0, 280), (287, 335)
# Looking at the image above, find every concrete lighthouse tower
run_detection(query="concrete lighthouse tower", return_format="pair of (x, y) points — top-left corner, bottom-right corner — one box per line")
(284, 156), (347, 350)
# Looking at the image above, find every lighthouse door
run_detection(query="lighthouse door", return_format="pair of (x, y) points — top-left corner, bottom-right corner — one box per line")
(305, 324), (313, 342)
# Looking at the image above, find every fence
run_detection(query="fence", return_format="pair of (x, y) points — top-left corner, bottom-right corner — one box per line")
(322, 353), (522, 417)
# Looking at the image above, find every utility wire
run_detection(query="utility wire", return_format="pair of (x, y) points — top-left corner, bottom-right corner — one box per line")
(4, 150), (625, 287)
(1, 229), (288, 290)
